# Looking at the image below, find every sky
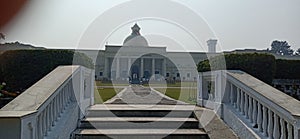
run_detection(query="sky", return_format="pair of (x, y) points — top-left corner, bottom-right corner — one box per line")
(1, 0), (300, 52)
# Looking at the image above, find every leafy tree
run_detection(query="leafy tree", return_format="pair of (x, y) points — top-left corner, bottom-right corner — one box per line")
(296, 48), (300, 55)
(0, 33), (5, 40)
(270, 40), (294, 56)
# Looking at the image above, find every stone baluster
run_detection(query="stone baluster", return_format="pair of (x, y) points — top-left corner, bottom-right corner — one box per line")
(53, 97), (57, 126)
(244, 94), (249, 119)
(241, 91), (245, 115)
(56, 96), (60, 118)
(43, 109), (47, 136)
(248, 97), (253, 123)
(39, 115), (43, 139)
(280, 118), (287, 139)
(47, 106), (51, 133)
(62, 90), (65, 110)
(287, 123), (293, 139)
(236, 88), (240, 111)
(257, 103), (263, 132)
(49, 102), (53, 131)
(262, 106), (268, 136)
(230, 83), (234, 105)
(273, 114), (280, 139)
(60, 92), (63, 114)
(268, 109), (274, 139)
(252, 99), (258, 127)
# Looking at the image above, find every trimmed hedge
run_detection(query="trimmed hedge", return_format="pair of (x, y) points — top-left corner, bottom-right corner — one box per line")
(275, 59), (300, 79)
(0, 50), (94, 92)
(198, 53), (276, 84)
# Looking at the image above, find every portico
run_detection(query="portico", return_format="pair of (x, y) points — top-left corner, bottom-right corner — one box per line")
(105, 55), (166, 81)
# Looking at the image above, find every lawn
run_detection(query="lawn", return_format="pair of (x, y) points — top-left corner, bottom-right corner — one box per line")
(95, 81), (129, 87)
(155, 88), (197, 104)
(94, 88), (124, 104)
(144, 81), (197, 88)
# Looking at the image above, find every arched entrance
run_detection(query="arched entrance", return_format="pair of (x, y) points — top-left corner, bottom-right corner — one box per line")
(130, 65), (140, 84)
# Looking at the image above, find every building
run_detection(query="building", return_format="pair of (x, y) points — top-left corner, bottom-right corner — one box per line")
(81, 24), (219, 83)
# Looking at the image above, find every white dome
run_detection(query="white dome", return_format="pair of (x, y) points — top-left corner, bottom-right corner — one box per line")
(123, 23), (148, 47)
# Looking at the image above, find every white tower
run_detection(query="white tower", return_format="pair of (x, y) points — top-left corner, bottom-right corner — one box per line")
(207, 39), (217, 53)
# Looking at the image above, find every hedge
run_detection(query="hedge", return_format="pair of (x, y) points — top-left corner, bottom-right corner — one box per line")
(275, 59), (300, 79)
(0, 50), (94, 92)
(198, 53), (276, 84)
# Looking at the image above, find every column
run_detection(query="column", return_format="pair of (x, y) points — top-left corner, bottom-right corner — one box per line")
(116, 58), (120, 79)
(128, 58), (131, 76)
(141, 58), (144, 78)
(162, 58), (166, 77)
(104, 58), (109, 77)
(152, 58), (155, 77)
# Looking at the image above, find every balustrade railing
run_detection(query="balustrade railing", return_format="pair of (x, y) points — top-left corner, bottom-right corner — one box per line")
(0, 66), (94, 139)
(198, 70), (300, 139)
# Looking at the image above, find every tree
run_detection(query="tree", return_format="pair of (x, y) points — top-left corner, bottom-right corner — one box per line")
(0, 33), (5, 40)
(270, 40), (294, 56)
(296, 48), (300, 55)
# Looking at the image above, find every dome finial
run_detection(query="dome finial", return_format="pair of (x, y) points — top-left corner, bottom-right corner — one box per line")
(131, 23), (140, 35)
(123, 23), (148, 46)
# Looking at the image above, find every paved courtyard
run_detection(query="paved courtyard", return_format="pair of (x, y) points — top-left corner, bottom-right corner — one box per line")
(105, 85), (187, 105)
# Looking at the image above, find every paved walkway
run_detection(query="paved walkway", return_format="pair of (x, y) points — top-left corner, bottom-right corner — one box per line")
(105, 85), (187, 105)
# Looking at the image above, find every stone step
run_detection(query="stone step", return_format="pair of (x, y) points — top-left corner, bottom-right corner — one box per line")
(86, 104), (195, 118)
(72, 129), (209, 139)
(79, 117), (199, 129)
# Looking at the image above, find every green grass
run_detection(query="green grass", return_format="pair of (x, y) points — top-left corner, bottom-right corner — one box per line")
(94, 88), (123, 104)
(144, 81), (197, 88)
(155, 88), (197, 104)
(95, 81), (129, 87)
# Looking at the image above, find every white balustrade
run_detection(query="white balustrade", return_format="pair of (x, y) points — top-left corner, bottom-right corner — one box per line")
(198, 70), (300, 139)
(0, 66), (94, 139)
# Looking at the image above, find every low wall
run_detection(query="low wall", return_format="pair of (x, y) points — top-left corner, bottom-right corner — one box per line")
(0, 66), (94, 139)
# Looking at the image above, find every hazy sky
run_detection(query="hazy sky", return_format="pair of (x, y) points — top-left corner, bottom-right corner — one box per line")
(1, 0), (300, 52)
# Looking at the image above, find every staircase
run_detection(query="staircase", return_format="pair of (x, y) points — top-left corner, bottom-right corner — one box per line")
(72, 104), (209, 139)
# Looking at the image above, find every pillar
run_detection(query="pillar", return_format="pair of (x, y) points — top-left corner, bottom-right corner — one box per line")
(104, 58), (109, 77)
(116, 58), (120, 79)
(162, 58), (166, 77)
(141, 58), (144, 78)
(152, 58), (155, 77)
(128, 58), (131, 76)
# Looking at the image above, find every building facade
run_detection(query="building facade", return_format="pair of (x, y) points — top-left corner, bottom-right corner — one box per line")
(81, 24), (218, 83)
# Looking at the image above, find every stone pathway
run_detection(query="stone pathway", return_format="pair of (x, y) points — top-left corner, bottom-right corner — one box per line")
(105, 85), (187, 105)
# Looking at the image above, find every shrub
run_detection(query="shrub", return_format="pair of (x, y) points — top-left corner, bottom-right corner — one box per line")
(198, 53), (276, 84)
(0, 49), (94, 92)
(275, 59), (300, 79)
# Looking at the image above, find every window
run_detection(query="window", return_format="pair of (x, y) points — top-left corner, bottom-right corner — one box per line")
(166, 73), (170, 77)
(155, 71), (160, 74)
(177, 73), (180, 77)
(99, 72), (103, 76)
(187, 73), (190, 78)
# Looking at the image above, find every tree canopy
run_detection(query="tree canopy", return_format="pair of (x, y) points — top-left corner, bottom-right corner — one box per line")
(270, 40), (294, 56)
